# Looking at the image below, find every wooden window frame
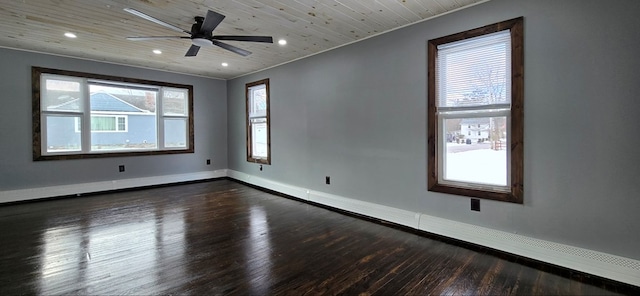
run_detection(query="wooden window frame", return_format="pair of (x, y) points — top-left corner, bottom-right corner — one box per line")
(245, 79), (271, 164)
(32, 67), (194, 161)
(427, 17), (524, 203)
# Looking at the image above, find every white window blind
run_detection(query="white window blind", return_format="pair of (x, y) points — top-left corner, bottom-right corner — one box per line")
(436, 30), (511, 110)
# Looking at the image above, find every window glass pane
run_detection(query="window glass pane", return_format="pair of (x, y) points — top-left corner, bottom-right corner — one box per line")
(164, 118), (187, 148)
(163, 88), (188, 116)
(42, 76), (82, 112)
(89, 84), (157, 151)
(46, 115), (82, 152)
(443, 116), (508, 186)
(437, 30), (510, 108)
(251, 118), (268, 158)
(89, 84), (157, 113)
(117, 117), (126, 131)
(249, 85), (267, 117)
(91, 116), (156, 151)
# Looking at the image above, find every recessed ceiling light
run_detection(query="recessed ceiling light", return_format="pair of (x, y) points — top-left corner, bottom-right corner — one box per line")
(64, 32), (77, 38)
(221, 62), (229, 67)
(278, 39), (287, 45)
(153, 49), (162, 54)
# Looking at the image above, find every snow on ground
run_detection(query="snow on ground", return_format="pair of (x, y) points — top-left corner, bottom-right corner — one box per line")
(445, 144), (507, 186)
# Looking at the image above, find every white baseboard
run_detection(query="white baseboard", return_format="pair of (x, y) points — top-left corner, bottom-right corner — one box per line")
(227, 170), (640, 287)
(308, 190), (421, 228)
(0, 170), (227, 204)
(227, 170), (309, 200)
(417, 214), (640, 287)
(2, 169), (638, 287)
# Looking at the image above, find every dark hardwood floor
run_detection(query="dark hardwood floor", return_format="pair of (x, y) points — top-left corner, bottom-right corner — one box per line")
(0, 179), (637, 295)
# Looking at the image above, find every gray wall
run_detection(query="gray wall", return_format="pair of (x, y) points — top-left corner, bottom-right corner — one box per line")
(228, 0), (640, 260)
(0, 47), (227, 191)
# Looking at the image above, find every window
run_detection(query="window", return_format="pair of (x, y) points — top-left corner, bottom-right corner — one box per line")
(33, 67), (194, 160)
(75, 116), (127, 132)
(427, 17), (523, 203)
(246, 79), (270, 164)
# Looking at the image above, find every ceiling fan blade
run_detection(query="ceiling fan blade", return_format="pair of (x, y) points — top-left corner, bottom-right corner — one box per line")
(200, 10), (225, 34)
(126, 36), (190, 41)
(212, 36), (273, 43)
(124, 8), (191, 35)
(212, 40), (251, 56)
(185, 45), (200, 57)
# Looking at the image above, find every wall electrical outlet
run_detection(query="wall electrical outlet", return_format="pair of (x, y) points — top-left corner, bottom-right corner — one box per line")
(325, 176), (330, 185)
(206, 159), (211, 165)
(471, 198), (480, 211)
(119, 165), (125, 172)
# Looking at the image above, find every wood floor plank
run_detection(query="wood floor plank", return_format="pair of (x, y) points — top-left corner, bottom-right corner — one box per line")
(0, 179), (636, 295)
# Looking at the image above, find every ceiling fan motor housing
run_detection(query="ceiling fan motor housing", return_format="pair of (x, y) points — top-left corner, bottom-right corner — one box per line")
(190, 16), (210, 46)
(191, 17), (206, 36)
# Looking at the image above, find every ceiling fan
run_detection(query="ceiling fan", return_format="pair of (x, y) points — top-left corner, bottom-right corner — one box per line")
(124, 8), (273, 57)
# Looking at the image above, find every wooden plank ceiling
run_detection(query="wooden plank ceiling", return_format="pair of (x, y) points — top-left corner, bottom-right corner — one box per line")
(0, 0), (485, 79)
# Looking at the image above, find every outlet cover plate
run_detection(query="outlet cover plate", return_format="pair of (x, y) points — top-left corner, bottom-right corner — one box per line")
(471, 198), (480, 211)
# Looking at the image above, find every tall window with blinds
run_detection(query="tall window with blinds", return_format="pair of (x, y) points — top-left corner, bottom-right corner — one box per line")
(427, 18), (523, 203)
(246, 79), (270, 164)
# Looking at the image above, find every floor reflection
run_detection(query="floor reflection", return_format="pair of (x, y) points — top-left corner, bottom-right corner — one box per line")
(153, 207), (186, 288)
(38, 202), (186, 294)
(39, 225), (84, 292)
(245, 206), (273, 295)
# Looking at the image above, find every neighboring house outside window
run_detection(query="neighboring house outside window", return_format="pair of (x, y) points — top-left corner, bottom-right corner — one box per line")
(246, 79), (270, 164)
(460, 118), (490, 142)
(54, 92), (152, 146)
(427, 17), (524, 203)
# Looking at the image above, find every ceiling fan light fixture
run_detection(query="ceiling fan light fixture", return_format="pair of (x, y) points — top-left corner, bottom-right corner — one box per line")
(192, 38), (211, 47)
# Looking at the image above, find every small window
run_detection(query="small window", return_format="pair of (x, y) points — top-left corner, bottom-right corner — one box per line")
(75, 115), (127, 132)
(427, 18), (524, 203)
(246, 79), (270, 164)
(33, 67), (194, 160)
